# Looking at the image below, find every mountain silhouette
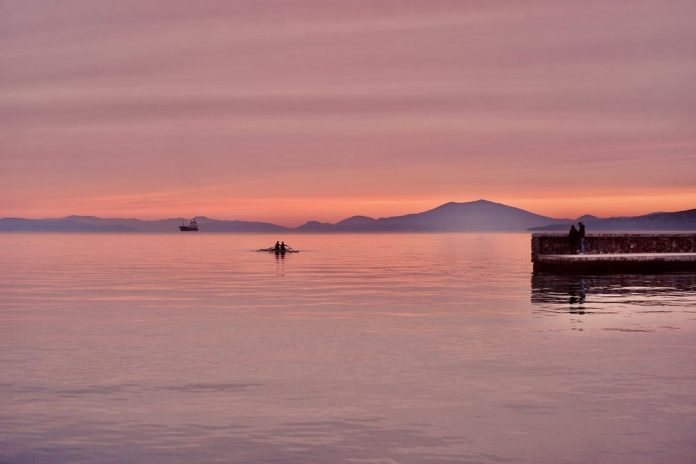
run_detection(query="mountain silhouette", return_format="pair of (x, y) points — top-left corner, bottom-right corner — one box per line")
(294, 221), (334, 232)
(1, 200), (694, 232)
(531, 208), (696, 231)
(368, 199), (567, 231)
(0, 216), (289, 233)
(298, 200), (567, 232)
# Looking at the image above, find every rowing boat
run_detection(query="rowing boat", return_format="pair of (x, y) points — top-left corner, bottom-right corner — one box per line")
(256, 248), (300, 253)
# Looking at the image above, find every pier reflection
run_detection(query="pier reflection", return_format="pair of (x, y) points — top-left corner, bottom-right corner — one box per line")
(531, 273), (696, 315)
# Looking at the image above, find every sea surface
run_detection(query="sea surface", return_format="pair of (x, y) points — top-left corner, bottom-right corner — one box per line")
(1, 233), (695, 464)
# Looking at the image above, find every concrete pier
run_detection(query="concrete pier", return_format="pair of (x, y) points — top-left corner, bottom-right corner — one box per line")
(532, 233), (696, 273)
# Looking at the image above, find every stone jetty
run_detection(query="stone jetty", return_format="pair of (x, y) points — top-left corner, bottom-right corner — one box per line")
(532, 233), (696, 273)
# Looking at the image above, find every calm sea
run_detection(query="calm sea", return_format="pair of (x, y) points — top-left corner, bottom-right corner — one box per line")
(1, 233), (695, 463)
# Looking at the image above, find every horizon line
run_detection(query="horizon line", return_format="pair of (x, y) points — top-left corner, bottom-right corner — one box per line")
(2, 199), (695, 228)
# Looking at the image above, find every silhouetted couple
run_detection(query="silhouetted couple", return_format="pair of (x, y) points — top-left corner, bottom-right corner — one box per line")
(274, 241), (288, 252)
(568, 222), (586, 254)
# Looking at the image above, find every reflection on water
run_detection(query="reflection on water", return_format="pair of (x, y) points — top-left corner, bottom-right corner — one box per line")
(531, 272), (696, 316)
(2, 233), (696, 463)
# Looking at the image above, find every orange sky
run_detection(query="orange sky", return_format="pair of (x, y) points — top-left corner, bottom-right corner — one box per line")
(2, 1), (695, 226)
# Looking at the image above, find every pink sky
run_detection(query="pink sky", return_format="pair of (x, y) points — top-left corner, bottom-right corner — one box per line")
(1, 0), (695, 226)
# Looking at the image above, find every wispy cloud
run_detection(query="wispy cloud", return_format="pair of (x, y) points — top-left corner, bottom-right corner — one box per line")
(1, 0), (695, 221)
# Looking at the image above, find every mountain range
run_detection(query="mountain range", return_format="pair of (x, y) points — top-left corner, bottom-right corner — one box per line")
(1, 200), (695, 232)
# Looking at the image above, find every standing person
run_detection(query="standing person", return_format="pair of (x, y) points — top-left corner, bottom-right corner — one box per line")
(578, 222), (586, 254)
(568, 224), (579, 254)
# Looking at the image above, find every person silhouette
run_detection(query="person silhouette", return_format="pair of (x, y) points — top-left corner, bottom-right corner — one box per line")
(569, 224), (579, 254)
(280, 241), (287, 252)
(578, 222), (586, 254)
(274, 241), (280, 251)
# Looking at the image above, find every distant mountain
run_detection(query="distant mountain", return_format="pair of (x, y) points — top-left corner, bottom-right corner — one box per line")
(295, 221), (334, 232)
(0, 215), (289, 233)
(195, 217), (289, 232)
(0, 217), (135, 232)
(367, 200), (567, 231)
(293, 200), (568, 232)
(2, 201), (694, 233)
(295, 216), (380, 232)
(60, 215), (178, 232)
(530, 209), (696, 232)
(334, 215), (378, 231)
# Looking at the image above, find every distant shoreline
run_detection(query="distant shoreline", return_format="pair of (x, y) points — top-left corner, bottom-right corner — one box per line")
(1, 199), (694, 233)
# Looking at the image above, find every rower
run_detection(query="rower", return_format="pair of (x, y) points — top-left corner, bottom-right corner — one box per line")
(280, 241), (287, 252)
(274, 241), (281, 251)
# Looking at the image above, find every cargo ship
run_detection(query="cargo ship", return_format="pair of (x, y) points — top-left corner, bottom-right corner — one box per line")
(179, 218), (199, 231)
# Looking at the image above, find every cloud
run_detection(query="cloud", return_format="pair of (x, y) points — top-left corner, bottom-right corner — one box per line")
(1, 0), (695, 221)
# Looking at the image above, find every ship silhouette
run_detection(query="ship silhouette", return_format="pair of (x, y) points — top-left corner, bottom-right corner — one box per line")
(179, 218), (199, 231)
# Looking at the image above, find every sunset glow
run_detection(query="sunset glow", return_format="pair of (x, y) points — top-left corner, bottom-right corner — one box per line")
(2, 1), (695, 224)
(3, 3), (696, 462)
